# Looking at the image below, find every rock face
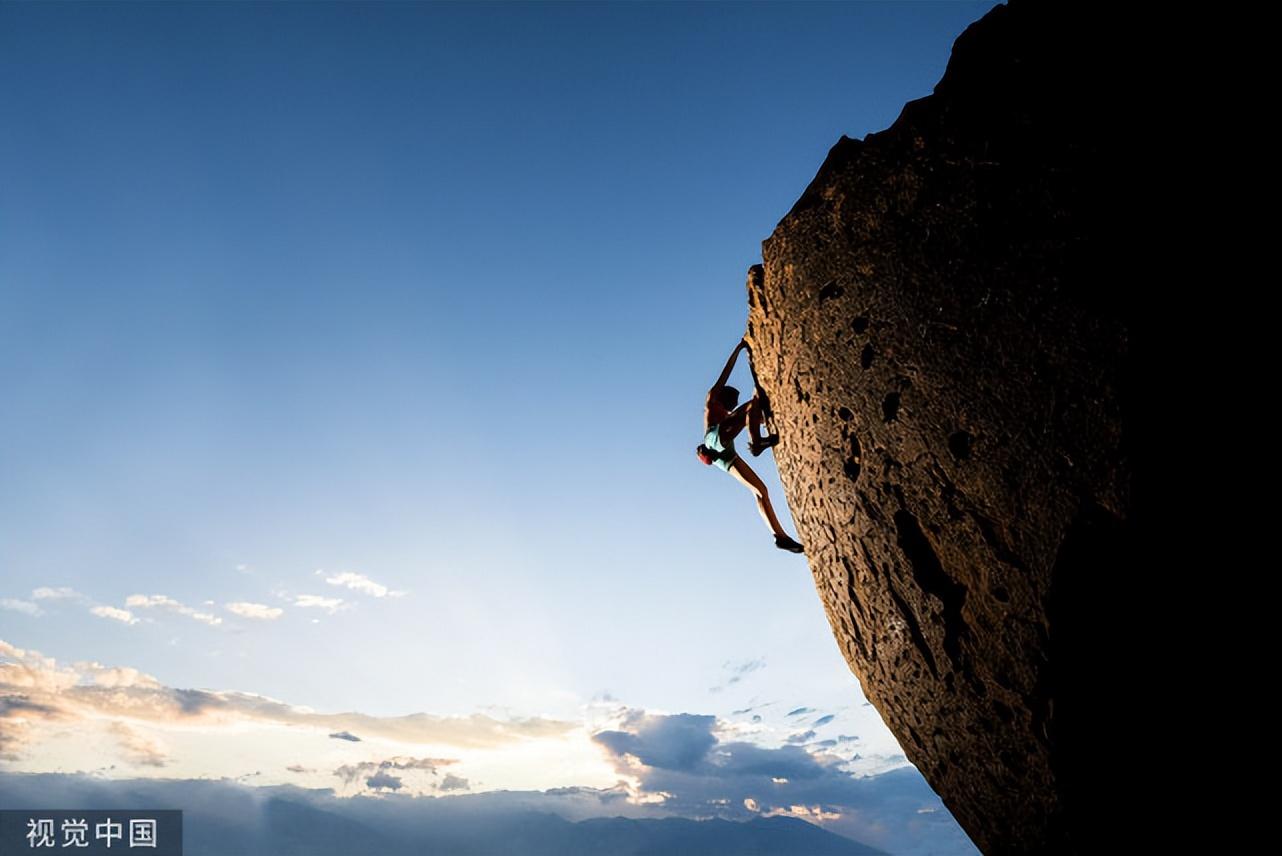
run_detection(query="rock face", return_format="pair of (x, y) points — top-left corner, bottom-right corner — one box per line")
(744, 2), (1132, 853)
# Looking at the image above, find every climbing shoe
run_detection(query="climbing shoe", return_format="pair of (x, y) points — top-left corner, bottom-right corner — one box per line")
(774, 534), (805, 554)
(749, 434), (780, 457)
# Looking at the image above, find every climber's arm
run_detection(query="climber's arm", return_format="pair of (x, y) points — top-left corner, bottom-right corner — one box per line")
(712, 338), (748, 390)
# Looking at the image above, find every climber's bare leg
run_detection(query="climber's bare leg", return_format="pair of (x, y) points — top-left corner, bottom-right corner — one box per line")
(729, 457), (788, 538)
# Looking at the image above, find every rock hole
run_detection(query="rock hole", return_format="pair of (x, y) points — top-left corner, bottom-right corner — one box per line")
(843, 434), (863, 482)
(882, 392), (900, 422)
(851, 316), (869, 334)
(949, 430), (972, 460)
(860, 344), (875, 369)
(993, 700), (1014, 724)
(818, 280), (843, 303)
(838, 406), (853, 421)
(894, 509), (969, 669)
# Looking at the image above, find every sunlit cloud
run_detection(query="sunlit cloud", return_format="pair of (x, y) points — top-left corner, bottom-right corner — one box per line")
(294, 595), (346, 614)
(0, 639), (584, 785)
(109, 721), (168, 768)
(126, 594), (223, 626)
(31, 587), (83, 601)
(592, 708), (955, 853)
(0, 640), (967, 852)
(224, 602), (283, 620)
(318, 570), (405, 598)
(764, 803), (842, 822)
(0, 599), (42, 617)
(90, 606), (139, 625)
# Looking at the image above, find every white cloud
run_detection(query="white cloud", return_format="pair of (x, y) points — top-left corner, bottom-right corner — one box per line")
(293, 595), (345, 614)
(225, 602), (283, 620)
(90, 606), (139, 625)
(80, 664), (162, 689)
(108, 721), (168, 768)
(0, 639), (578, 767)
(126, 593), (223, 626)
(125, 594), (178, 608)
(318, 570), (406, 598)
(0, 599), (42, 617)
(31, 586), (82, 600)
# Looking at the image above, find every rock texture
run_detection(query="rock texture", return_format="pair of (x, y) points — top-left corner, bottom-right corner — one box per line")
(744, 2), (1132, 853)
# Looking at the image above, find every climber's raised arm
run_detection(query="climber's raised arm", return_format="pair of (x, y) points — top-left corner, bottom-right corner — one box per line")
(712, 338), (748, 391)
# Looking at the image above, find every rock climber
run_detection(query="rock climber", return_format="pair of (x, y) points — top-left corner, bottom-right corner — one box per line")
(697, 338), (805, 553)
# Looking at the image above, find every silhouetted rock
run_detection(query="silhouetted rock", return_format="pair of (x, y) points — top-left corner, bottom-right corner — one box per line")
(744, 1), (1132, 852)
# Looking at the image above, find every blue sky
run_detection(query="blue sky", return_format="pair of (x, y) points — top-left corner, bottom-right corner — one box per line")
(0, 2), (995, 852)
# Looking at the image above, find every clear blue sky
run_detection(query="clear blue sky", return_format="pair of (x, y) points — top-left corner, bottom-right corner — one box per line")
(1, 2), (993, 851)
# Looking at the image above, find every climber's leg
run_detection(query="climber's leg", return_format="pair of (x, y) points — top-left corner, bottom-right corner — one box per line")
(729, 457), (787, 537)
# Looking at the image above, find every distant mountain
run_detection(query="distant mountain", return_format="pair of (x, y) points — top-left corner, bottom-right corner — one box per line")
(0, 773), (886, 856)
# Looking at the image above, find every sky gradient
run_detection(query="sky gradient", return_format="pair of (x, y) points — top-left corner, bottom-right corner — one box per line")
(1, 2), (997, 852)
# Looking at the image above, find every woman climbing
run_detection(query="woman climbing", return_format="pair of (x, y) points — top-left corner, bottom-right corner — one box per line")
(696, 338), (805, 553)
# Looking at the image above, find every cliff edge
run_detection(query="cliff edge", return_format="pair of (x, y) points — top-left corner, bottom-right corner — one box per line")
(744, 2), (1132, 852)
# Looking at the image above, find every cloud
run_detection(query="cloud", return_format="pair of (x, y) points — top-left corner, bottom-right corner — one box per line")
(83, 666), (161, 689)
(366, 770), (402, 790)
(591, 710), (967, 855)
(225, 602), (283, 620)
(786, 730), (817, 744)
(786, 707), (814, 716)
(438, 773), (470, 791)
(31, 587), (82, 600)
(318, 571), (405, 598)
(334, 757), (457, 787)
(366, 768), (399, 789)
(0, 599), (42, 617)
(329, 731), (361, 742)
(730, 659), (766, 675)
(0, 695), (66, 761)
(109, 721), (168, 768)
(126, 594), (222, 626)
(0, 643), (974, 854)
(0, 639), (577, 768)
(90, 606), (139, 625)
(293, 595), (345, 614)
(710, 658), (766, 693)
(813, 714), (836, 727)
(594, 712), (717, 773)
(0, 771), (977, 855)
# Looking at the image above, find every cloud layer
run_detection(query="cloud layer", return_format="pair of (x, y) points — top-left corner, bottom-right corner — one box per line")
(0, 640), (975, 854)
